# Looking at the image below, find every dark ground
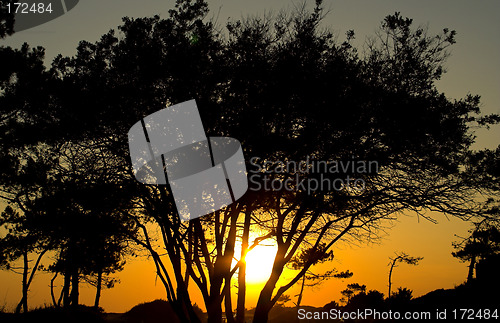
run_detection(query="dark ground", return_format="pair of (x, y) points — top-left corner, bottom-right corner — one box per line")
(0, 280), (498, 323)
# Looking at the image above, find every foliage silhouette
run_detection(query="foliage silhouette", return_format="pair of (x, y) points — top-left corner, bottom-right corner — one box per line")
(340, 283), (366, 304)
(387, 287), (413, 310)
(452, 222), (500, 283)
(0, 139), (137, 309)
(0, 0), (15, 38)
(289, 244), (352, 308)
(345, 289), (385, 312)
(0, 206), (49, 313)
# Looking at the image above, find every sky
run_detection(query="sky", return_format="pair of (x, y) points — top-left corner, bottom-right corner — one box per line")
(0, 0), (499, 313)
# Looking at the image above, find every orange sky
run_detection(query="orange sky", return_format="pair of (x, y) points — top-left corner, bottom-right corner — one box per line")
(0, 211), (473, 312)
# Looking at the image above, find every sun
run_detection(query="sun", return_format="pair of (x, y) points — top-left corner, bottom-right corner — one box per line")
(243, 243), (278, 284)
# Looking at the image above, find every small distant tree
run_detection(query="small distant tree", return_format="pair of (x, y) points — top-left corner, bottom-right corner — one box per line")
(322, 300), (339, 311)
(452, 222), (500, 283)
(340, 283), (366, 304)
(275, 294), (291, 308)
(289, 244), (352, 308)
(387, 287), (413, 310)
(390, 287), (412, 300)
(387, 252), (423, 298)
(346, 289), (385, 310)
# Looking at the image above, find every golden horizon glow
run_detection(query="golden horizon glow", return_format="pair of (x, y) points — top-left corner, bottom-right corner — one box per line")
(0, 214), (474, 313)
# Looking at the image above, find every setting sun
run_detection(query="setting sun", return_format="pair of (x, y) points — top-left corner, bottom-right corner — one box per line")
(244, 243), (278, 284)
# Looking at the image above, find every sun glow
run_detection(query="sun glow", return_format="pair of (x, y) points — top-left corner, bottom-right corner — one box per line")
(242, 243), (278, 284)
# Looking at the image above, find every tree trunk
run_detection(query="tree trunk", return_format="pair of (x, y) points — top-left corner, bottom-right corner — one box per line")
(15, 251), (29, 314)
(207, 208), (239, 323)
(70, 270), (79, 306)
(161, 217), (201, 323)
(467, 255), (476, 283)
(51, 272), (59, 307)
(388, 258), (397, 298)
(15, 249), (48, 313)
(173, 261), (202, 323)
(207, 272), (224, 323)
(207, 299), (223, 323)
(62, 270), (71, 307)
(225, 282), (235, 323)
(237, 209), (251, 323)
(296, 275), (306, 309)
(94, 269), (103, 309)
(252, 281), (276, 323)
(236, 263), (247, 323)
(253, 255), (286, 323)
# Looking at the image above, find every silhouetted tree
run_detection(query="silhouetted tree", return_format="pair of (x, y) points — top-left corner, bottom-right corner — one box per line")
(0, 206), (49, 313)
(452, 222), (500, 283)
(322, 300), (339, 311)
(388, 287), (413, 310)
(345, 289), (385, 311)
(289, 244), (352, 308)
(340, 283), (366, 304)
(388, 252), (422, 298)
(0, 120), (59, 313)
(0, 139), (135, 309)
(275, 294), (291, 308)
(27, 141), (136, 308)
